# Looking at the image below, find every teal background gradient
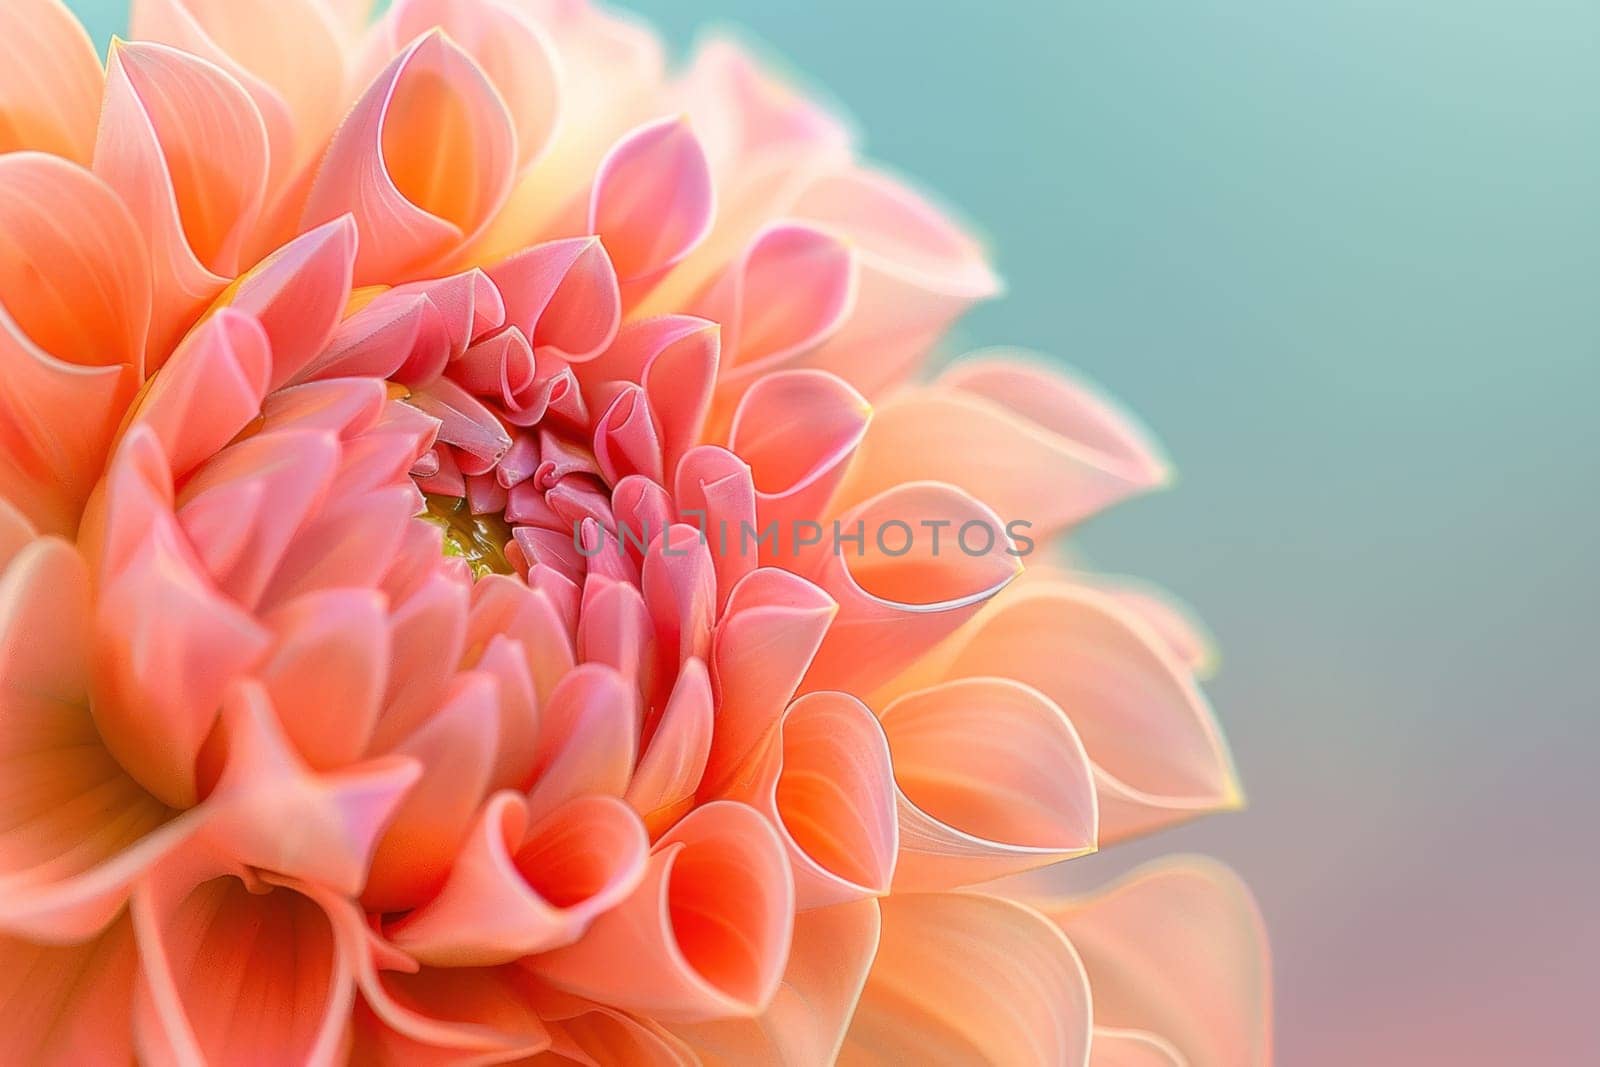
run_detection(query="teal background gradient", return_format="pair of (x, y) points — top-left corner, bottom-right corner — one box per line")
(69, 1), (1600, 1063)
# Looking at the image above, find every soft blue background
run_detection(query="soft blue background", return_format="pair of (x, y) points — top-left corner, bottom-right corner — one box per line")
(69, 1), (1600, 1062)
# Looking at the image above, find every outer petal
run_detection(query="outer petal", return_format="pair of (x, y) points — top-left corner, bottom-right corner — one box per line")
(132, 849), (354, 1067)
(387, 791), (648, 966)
(836, 360), (1169, 540)
(799, 482), (1022, 695)
(1040, 858), (1273, 1067)
(840, 893), (1091, 1067)
(527, 800), (795, 1022)
(0, 539), (200, 941)
(881, 679), (1098, 889)
(377, 0), (562, 171)
(0, 0), (103, 162)
(0, 918), (138, 1066)
(670, 898), (880, 1066)
(303, 32), (515, 284)
(1090, 1029), (1188, 1067)
(95, 41), (270, 357)
(589, 117), (715, 282)
(726, 368), (870, 538)
(792, 166), (1001, 398)
(0, 154), (148, 535)
(891, 579), (1242, 842)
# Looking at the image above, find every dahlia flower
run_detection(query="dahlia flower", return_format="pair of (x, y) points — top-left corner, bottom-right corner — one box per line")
(0, 0), (1269, 1063)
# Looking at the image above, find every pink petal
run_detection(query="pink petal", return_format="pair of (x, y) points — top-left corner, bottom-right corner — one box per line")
(727, 368), (870, 537)
(841, 893), (1091, 1067)
(132, 851), (354, 1067)
(590, 116), (716, 282)
(902, 579), (1243, 843)
(0, 918), (138, 1066)
(129, 309), (272, 481)
(672, 444), (757, 610)
(303, 32), (515, 284)
(626, 658), (714, 835)
(488, 236), (621, 362)
(593, 383), (665, 484)
(203, 681), (421, 895)
(1041, 858), (1273, 1067)
(798, 481), (1021, 695)
(703, 567), (836, 792)
(792, 166), (1001, 398)
(641, 524), (717, 682)
(524, 663), (639, 820)
(0, 539), (204, 941)
(378, 0), (562, 171)
(882, 678), (1098, 889)
(0, 0), (103, 162)
(387, 791), (647, 965)
(227, 216), (359, 389)
(717, 692), (898, 908)
(528, 800), (794, 1022)
(363, 672), (500, 912)
(95, 41), (269, 356)
(669, 898), (880, 1066)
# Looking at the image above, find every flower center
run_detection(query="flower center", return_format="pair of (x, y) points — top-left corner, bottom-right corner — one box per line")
(419, 493), (515, 578)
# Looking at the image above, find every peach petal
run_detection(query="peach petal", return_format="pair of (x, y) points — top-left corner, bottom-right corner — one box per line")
(1080, 575), (1219, 679)
(590, 117), (716, 282)
(379, 0), (562, 171)
(259, 482), (422, 609)
(204, 681), (421, 896)
(468, 571), (575, 707)
(259, 589), (390, 769)
(524, 663), (639, 821)
(0, 918), (138, 1066)
(1090, 1029), (1187, 1067)
(364, 672), (500, 912)
(527, 800), (794, 1022)
(840, 893), (1091, 1067)
(670, 898), (880, 1066)
(0, 308), (138, 538)
(880, 678), (1098, 889)
(131, 0), (347, 159)
(798, 481), (1021, 696)
(727, 368), (870, 537)
(128, 309), (272, 481)
(1040, 858), (1272, 1067)
(488, 237), (621, 362)
(627, 657), (714, 835)
(227, 216), (359, 389)
(703, 567), (836, 793)
(718, 692), (898, 908)
(132, 852), (354, 1067)
(698, 222), (856, 388)
(472, 634), (542, 791)
(96, 41), (270, 357)
(792, 167), (1001, 398)
(545, 1007), (699, 1066)
(903, 580), (1242, 843)
(574, 575), (653, 695)
(92, 433), (272, 809)
(0, 539), (203, 941)
(0, 0), (103, 162)
(0, 152), (150, 372)
(175, 427), (341, 609)
(641, 524), (717, 681)
(388, 791), (648, 966)
(0, 498), (35, 571)
(350, 963), (553, 1065)
(304, 32), (514, 284)
(672, 444), (757, 609)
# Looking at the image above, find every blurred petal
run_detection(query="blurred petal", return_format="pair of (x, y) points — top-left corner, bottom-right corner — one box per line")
(0, 0), (101, 161)
(1090, 1029), (1187, 1067)
(841, 893), (1091, 1067)
(590, 117), (715, 282)
(0, 918), (138, 1066)
(1040, 858), (1272, 1067)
